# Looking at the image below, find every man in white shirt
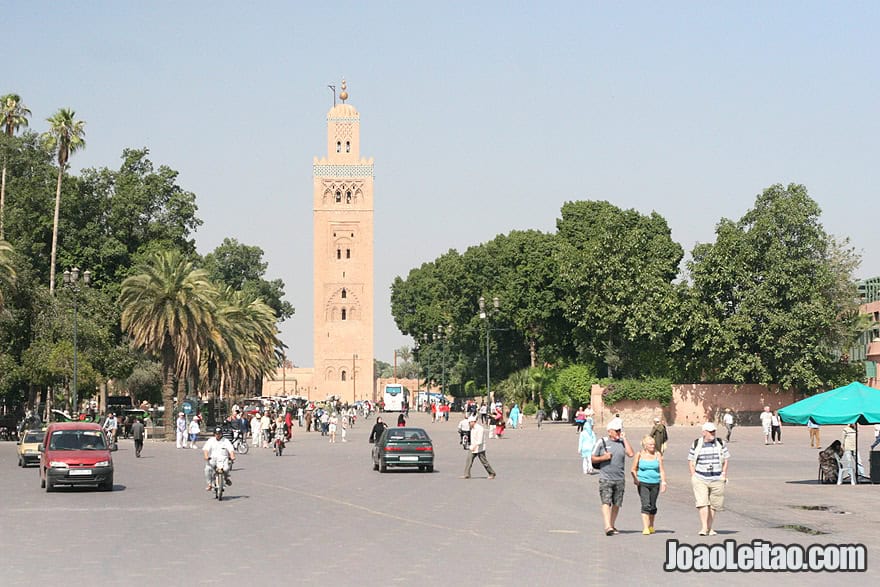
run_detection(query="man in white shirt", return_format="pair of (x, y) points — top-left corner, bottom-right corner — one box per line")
(203, 427), (235, 491)
(722, 409), (735, 442)
(759, 406), (773, 445)
(461, 416), (496, 479)
(457, 415), (471, 449)
(102, 413), (118, 444)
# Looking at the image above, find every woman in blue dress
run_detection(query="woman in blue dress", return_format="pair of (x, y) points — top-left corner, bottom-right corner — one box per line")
(577, 417), (596, 474)
(509, 404), (521, 429)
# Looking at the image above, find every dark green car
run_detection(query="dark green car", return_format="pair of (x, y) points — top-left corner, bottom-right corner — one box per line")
(372, 427), (434, 473)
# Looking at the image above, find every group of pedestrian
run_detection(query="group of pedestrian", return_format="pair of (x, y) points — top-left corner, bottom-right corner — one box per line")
(760, 405), (783, 444)
(590, 417), (729, 537)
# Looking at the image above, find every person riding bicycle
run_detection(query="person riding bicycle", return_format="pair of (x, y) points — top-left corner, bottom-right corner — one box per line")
(457, 414), (471, 448)
(274, 419), (286, 447)
(203, 426), (235, 491)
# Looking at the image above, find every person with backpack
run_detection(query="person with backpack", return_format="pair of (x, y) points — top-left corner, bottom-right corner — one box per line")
(688, 422), (730, 536)
(591, 417), (634, 536)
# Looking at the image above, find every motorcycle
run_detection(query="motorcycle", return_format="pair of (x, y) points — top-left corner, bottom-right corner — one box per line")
(273, 433), (285, 456)
(459, 430), (470, 450)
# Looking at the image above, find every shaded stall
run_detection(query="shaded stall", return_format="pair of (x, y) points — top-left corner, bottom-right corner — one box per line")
(778, 382), (880, 483)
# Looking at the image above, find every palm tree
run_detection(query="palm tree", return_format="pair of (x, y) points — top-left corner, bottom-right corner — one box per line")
(119, 250), (217, 440)
(0, 94), (31, 240)
(202, 289), (280, 399)
(42, 108), (85, 295)
(0, 239), (16, 311)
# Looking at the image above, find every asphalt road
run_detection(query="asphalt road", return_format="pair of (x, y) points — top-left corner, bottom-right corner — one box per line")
(1, 413), (878, 585)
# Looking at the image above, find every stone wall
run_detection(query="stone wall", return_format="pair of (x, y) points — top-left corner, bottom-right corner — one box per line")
(590, 383), (800, 429)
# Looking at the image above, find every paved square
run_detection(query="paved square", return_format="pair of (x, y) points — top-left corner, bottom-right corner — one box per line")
(2, 413), (877, 584)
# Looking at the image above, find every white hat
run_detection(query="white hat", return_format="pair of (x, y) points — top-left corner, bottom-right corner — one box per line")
(606, 417), (623, 431)
(653, 416), (660, 422)
(702, 422), (716, 432)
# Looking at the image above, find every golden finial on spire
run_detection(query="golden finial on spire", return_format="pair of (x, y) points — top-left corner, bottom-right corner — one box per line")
(339, 78), (348, 103)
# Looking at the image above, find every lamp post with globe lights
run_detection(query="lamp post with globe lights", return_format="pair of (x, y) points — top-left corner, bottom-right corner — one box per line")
(479, 296), (500, 409)
(63, 267), (91, 415)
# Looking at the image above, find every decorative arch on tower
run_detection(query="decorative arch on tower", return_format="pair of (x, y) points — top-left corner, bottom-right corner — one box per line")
(320, 180), (365, 206)
(325, 288), (361, 321)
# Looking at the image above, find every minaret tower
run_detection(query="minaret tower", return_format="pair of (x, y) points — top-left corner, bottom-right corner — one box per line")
(313, 80), (374, 403)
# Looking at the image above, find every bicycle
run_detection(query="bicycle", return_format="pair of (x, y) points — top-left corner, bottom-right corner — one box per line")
(212, 462), (226, 501)
(232, 434), (249, 455)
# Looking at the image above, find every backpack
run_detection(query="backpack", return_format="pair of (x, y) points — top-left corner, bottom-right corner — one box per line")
(592, 437), (610, 468)
(692, 436), (724, 462)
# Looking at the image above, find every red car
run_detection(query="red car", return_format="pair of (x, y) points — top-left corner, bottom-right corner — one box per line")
(39, 422), (116, 492)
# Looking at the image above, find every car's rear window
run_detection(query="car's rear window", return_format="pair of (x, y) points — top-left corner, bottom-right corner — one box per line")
(387, 429), (429, 441)
(23, 432), (44, 443)
(49, 430), (107, 450)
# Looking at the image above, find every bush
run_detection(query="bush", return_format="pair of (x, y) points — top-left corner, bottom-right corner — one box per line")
(553, 364), (598, 407)
(599, 377), (672, 406)
(523, 403), (537, 416)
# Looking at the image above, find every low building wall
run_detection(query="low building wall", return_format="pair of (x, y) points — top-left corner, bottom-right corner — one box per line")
(590, 383), (801, 429)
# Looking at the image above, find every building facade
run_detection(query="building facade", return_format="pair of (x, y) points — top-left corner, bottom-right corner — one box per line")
(310, 82), (375, 403)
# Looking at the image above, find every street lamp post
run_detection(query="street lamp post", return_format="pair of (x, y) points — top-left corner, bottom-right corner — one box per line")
(423, 333), (430, 412)
(479, 296), (500, 410)
(63, 267), (91, 415)
(437, 325), (446, 399)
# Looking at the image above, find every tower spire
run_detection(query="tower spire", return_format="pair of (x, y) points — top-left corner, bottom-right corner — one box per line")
(339, 79), (348, 103)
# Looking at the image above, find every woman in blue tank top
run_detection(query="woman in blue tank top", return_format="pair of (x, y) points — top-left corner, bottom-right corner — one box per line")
(631, 435), (667, 535)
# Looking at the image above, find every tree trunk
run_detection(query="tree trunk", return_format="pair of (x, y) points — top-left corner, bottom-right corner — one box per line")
(0, 163), (6, 240)
(48, 166), (63, 295)
(162, 344), (176, 441)
(529, 338), (536, 369)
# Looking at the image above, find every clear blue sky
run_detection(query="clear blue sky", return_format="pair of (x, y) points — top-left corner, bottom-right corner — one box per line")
(6, 2), (879, 365)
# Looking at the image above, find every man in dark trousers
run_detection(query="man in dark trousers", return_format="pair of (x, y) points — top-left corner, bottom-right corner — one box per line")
(131, 418), (146, 457)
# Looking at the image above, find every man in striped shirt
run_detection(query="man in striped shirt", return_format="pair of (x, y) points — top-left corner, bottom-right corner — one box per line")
(688, 422), (730, 536)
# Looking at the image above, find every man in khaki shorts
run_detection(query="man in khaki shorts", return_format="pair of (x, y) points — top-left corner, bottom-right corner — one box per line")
(688, 422), (730, 536)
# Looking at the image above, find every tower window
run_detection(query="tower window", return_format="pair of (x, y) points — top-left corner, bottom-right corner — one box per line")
(346, 191), (351, 203)
(345, 141), (350, 153)
(335, 191), (341, 203)
(336, 249), (341, 259)
(336, 141), (341, 153)
(350, 233), (354, 237)
(341, 309), (347, 320)
(346, 249), (351, 259)
(341, 370), (347, 381)
(341, 289), (347, 299)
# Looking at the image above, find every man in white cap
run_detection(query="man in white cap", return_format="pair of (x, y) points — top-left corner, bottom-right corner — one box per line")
(175, 412), (188, 449)
(688, 422), (730, 536)
(462, 416), (496, 479)
(591, 417), (634, 535)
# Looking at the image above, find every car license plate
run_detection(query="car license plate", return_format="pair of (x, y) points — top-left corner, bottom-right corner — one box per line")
(399, 456), (418, 462)
(69, 469), (92, 476)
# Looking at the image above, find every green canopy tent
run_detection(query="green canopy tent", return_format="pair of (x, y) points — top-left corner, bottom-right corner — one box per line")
(777, 382), (880, 425)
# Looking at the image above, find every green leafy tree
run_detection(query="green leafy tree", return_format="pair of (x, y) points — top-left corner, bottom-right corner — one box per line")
(119, 251), (217, 440)
(679, 183), (863, 391)
(202, 237), (294, 321)
(556, 201), (683, 378)
(0, 94), (30, 239)
(42, 108), (86, 295)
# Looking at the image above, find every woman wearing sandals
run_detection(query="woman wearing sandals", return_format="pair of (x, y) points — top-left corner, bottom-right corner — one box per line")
(631, 435), (667, 535)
